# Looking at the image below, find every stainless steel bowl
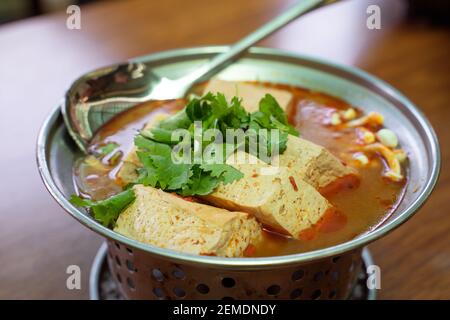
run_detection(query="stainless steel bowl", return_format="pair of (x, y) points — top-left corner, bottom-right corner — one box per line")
(37, 46), (440, 299)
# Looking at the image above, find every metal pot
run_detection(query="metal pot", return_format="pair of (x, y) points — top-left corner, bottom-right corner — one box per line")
(37, 46), (440, 300)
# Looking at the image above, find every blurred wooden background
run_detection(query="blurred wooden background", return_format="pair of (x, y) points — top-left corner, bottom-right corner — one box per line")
(0, 0), (448, 299)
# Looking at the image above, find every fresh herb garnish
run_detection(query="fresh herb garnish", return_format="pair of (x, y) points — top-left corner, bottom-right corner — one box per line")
(134, 136), (243, 196)
(134, 136), (193, 191)
(148, 92), (298, 157)
(249, 94), (299, 154)
(69, 189), (135, 228)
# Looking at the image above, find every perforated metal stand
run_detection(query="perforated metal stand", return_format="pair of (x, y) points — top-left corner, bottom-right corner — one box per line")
(89, 243), (377, 300)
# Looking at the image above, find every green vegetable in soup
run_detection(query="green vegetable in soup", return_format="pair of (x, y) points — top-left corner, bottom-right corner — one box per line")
(70, 189), (135, 228)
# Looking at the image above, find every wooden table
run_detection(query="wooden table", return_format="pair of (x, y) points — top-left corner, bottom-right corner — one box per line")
(0, 0), (448, 299)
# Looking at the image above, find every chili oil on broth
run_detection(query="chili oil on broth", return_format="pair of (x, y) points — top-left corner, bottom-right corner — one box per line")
(73, 83), (407, 257)
(252, 83), (406, 256)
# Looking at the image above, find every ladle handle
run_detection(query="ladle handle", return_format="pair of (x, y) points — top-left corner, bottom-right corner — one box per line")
(178, 0), (337, 85)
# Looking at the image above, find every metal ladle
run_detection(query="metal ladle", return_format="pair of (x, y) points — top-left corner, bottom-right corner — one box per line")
(63, 0), (338, 153)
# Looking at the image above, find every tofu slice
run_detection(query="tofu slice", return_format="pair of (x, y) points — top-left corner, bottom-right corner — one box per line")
(114, 185), (262, 257)
(116, 113), (170, 185)
(201, 151), (334, 239)
(273, 135), (358, 193)
(203, 79), (293, 112)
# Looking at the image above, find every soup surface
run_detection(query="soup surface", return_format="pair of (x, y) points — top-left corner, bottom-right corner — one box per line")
(73, 82), (407, 256)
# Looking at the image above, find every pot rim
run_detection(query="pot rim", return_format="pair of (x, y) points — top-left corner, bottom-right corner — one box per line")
(36, 46), (441, 269)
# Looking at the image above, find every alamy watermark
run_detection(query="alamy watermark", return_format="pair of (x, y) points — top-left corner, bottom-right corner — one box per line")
(367, 264), (382, 290)
(366, 5), (381, 30)
(66, 265), (81, 290)
(66, 5), (81, 30)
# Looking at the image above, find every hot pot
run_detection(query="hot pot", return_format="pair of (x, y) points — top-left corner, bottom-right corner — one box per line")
(37, 47), (440, 300)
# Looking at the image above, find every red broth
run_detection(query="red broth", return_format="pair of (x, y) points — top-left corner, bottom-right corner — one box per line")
(74, 83), (406, 257)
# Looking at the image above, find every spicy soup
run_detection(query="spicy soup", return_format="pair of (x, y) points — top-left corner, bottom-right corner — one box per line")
(73, 82), (407, 257)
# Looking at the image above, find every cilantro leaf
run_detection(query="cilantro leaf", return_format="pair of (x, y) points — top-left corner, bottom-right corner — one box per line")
(134, 132), (243, 196)
(156, 109), (192, 131)
(259, 94), (288, 124)
(180, 165), (220, 196)
(247, 94), (299, 156)
(135, 136), (191, 190)
(253, 94), (299, 135)
(142, 126), (176, 144)
(200, 163), (244, 185)
(186, 93), (213, 121)
(70, 188), (135, 228)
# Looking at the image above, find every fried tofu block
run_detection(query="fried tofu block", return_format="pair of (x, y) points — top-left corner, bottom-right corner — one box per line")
(273, 135), (358, 193)
(114, 185), (262, 257)
(202, 79), (293, 112)
(202, 152), (333, 239)
(116, 113), (169, 185)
